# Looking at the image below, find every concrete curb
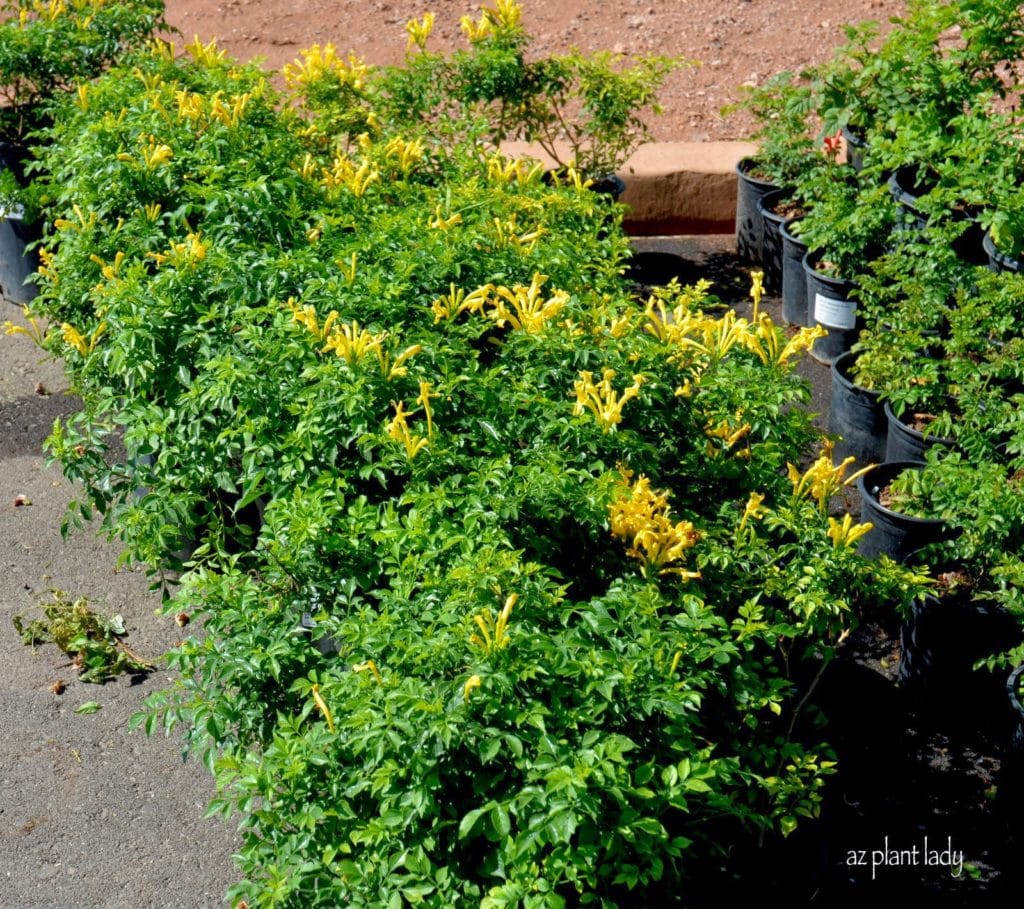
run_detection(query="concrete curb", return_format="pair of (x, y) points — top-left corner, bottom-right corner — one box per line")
(500, 139), (756, 235)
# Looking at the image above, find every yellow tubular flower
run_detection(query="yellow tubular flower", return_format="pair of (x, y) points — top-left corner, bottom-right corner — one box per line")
(787, 441), (875, 512)
(749, 269), (764, 317)
(573, 368), (645, 432)
(348, 161), (379, 197)
(489, 275), (568, 334)
(388, 401), (429, 460)
(417, 381), (437, 439)
(383, 136), (424, 174)
(61, 321), (106, 356)
(284, 44), (370, 90)
(37, 247), (58, 284)
(185, 36), (227, 66)
(827, 514), (874, 549)
(463, 674), (482, 703)
(608, 474), (701, 579)
(705, 419), (752, 459)
(353, 660), (383, 684)
(469, 594), (517, 655)
(321, 320), (387, 364)
(377, 343), (422, 381)
(3, 309), (47, 346)
(428, 205), (463, 230)
(310, 683), (335, 732)
(739, 491), (767, 531)
(460, 11), (495, 41)
(405, 12), (435, 50)
(431, 283), (492, 323)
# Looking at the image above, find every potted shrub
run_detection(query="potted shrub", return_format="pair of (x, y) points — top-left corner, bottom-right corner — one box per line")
(726, 70), (818, 265)
(855, 460), (951, 561)
(796, 173), (895, 364)
(0, 0), (167, 303)
(894, 453), (1024, 711)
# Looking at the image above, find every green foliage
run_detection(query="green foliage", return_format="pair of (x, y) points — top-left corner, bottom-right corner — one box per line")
(725, 70), (822, 188)
(14, 13), (932, 908)
(13, 589), (153, 682)
(286, 1), (682, 177)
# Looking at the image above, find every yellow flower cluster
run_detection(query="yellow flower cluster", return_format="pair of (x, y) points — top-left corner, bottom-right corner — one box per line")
(485, 154), (545, 187)
(53, 204), (96, 234)
(427, 205), (463, 231)
(573, 368), (644, 432)
(287, 299), (422, 381)
(469, 593), (517, 655)
(321, 319), (386, 363)
(61, 320), (106, 356)
(387, 383), (436, 461)
(787, 440), (874, 513)
(608, 474), (701, 579)
(175, 89), (253, 128)
(405, 12), (435, 50)
(22, 0), (68, 24)
(704, 418), (752, 459)
(37, 247), (58, 285)
(283, 43), (370, 91)
(3, 308), (47, 346)
(460, 0), (522, 41)
(543, 165), (591, 192)
(739, 491), (767, 531)
(116, 134), (173, 170)
(827, 513), (874, 549)
(490, 214), (546, 253)
(321, 152), (380, 197)
(380, 136), (424, 175)
(644, 274), (825, 372)
(146, 232), (207, 269)
(184, 36), (229, 67)
(431, 275), (569, 335)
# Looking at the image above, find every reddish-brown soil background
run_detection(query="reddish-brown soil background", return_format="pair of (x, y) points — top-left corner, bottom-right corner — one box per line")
(161, 0), (905, 142)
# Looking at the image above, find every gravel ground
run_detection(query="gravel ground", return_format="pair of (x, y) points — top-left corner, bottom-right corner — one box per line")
(0, 304), (238, 909)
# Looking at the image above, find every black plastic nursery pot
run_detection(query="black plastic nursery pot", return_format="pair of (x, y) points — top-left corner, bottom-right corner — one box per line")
(899, 587), (1022, 712)
(756, 188), (790, 295)
(803, 251), (860, 365)
(735, 157), (778, 265)
(883, 401), (956, 463)
(589, 173), (626, 201)
(888, 164), (932, 233)
(829, 351), (887, 465)
(983, 232), (1023, 274)
(780, 216), (809, 326)
(0, 206), (40, 305)
(855, 461), (949, 562)
(1009, 665), (1024, 754)
(841, 124), (867, 172)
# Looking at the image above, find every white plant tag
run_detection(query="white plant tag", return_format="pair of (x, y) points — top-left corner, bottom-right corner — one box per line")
(814, 292), (856, 330)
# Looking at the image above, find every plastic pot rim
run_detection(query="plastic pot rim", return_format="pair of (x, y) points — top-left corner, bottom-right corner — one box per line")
(855, 460), (948, 527)
(882, 400), (956, 447)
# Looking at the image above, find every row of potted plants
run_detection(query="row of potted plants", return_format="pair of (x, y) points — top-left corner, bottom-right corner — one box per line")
(1, 2), (938, 904)
(732, 0), (1024, 739)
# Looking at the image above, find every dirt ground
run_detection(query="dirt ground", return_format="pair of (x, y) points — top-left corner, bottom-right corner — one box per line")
(161, 0), (906, 143)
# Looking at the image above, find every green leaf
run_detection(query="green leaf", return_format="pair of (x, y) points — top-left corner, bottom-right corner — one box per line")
(75, 701), (102, 715)
(459, 805), (488, 839)
(489, 802), (510, 839)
